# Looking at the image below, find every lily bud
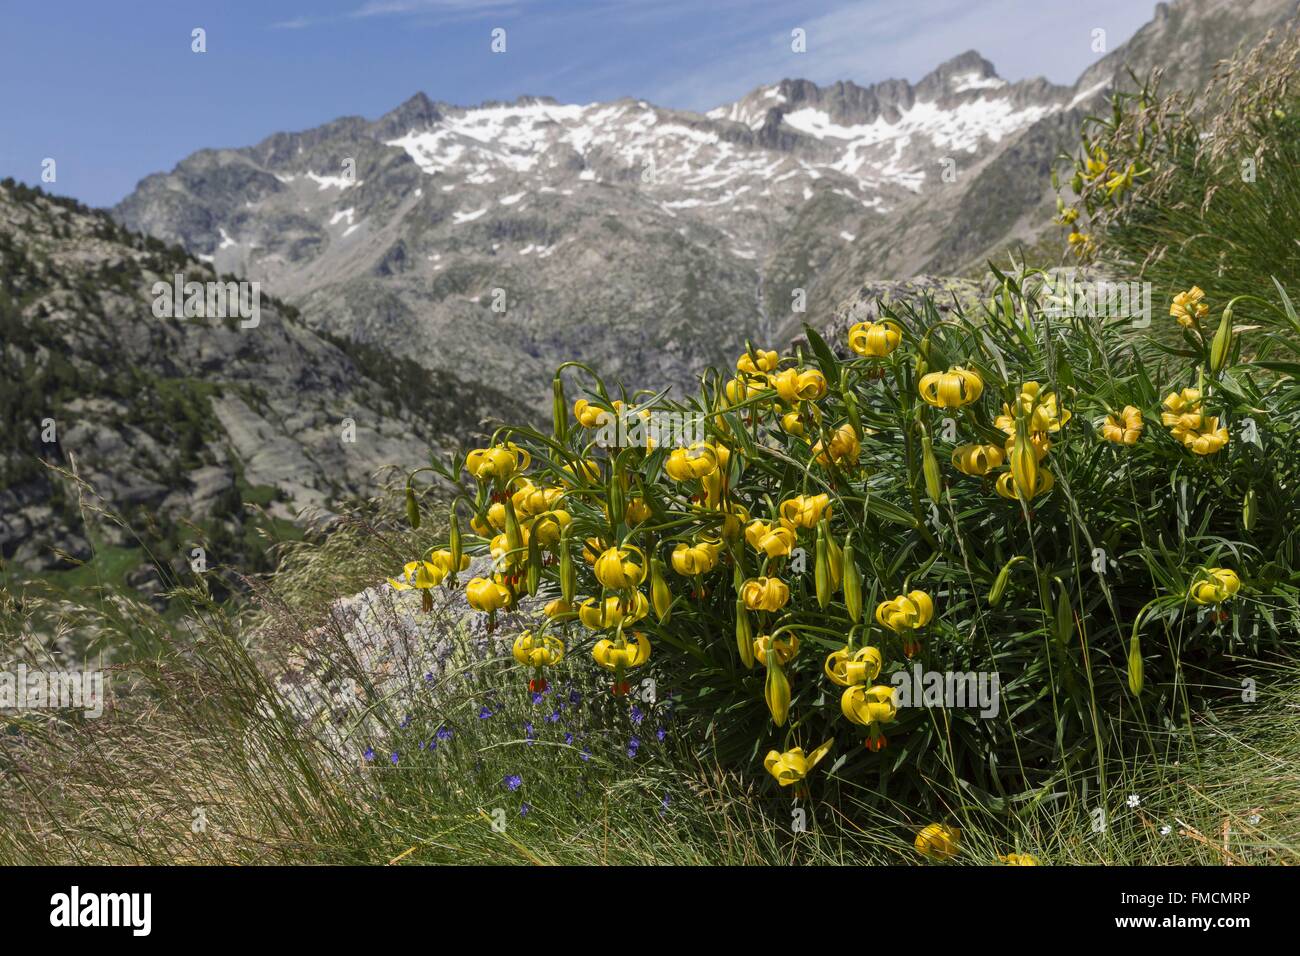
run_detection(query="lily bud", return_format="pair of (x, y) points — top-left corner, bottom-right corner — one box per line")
(405, 484), (421, 529)
(844, 391), (863, 442)
(1055, 587), (1072, 647)
(526, 532), (542, 594)
(552, 373), (567, 442)
(1127, 633), (1143, 695)
(504, 498), (523, 554)
(607, 465), (626, 527)
(1209, 305), (1234, 375)
(921, 431), (942, 503)
(1010, 422), (1039, 500)
(764, 656), (791, 726)
(987, 556), (1022, 607)
(824, 520), (843, 588)
(1243, 487), (1256, 531)
(448, 508), (463, 579)
(736, 598), (755, 669)
(560, 530), (576, 603)
(652, 556), (672, 623)
(815, 523), (831, 609)
(842, 533), (862, 624)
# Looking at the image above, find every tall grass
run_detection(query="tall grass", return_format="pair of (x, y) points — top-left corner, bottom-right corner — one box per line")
(3, 496), (1298, 866)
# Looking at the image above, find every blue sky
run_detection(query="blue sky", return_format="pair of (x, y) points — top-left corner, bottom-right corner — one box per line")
(0, 0), (1158, 208)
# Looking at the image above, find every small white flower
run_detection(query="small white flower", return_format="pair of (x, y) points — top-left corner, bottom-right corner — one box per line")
(1248, 814), (1262, 825)
(1159, 825), (1172, 836)
(1127, 794), (1141, 808)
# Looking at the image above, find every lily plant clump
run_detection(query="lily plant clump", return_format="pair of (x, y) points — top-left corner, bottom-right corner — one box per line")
(396, 266), (1300, 820)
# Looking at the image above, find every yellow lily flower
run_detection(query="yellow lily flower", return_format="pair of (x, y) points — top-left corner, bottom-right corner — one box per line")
(1003, 431), (1051, 462)
(530, 509), (572, 548)
(1102, 406), (1144, 445)
(1104, 163), (1134, 199)
(737, 348), (780, 375)
(581, 536), (606, 565)
(999, 853), (1039, 866)
(1182, 417), (1229, 455)
(763, 740), (834, 786)
(918, 366), (983, 408)
(572, 398), (608, 428)
(711, 499), (749, 542)
(578, 592), (649, 630)
(466, 577), (511, 613)
(560, 458), (601, 485)
(430, 549), (469, 575)
(1013, 382), (1071, 434)
(1067, 231), (1094, 255)
(1084, 147), (1108, 179)
(671, 539), (722, 576)
(625, 497), (652, 524)
(725, 375), (768, 405)
(484, 501), (508, 531)
(741, 576), (790, 612)
(812, 423), (861, 469)
(915, 823), (960, 860)
(824, 645), (882, 686)
(995, 468), (1054, 500)
(387, 560), (446, 591)
(752, 633), (799, 667)
(466, 442), (530, 484)
(592, 631), (651, 670)
(951, 443), (1004, 477)
(841, 684), (897, 749)
(543, 598), (572, 618)
(1160, 388), (1203, 428)
(745, 519), (796, 558)
(490, 530), (528, 570)
(781, 408), (810, 436)
(511, 480), (563, 517)
(1170, 286), (1208, 328)
(875, 590), (934, 633)
(778, 493), (832, 530)
(594, 545), (646, 590)
(847, 319), (902, 357)
(664, 442), (722, 481)
(512, 631), (564, 668)
(771, 367), (828, 403)
(1189, 568), (1241, 605)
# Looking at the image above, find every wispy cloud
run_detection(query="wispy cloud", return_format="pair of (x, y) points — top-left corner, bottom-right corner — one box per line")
(351, 0), (534, 17)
